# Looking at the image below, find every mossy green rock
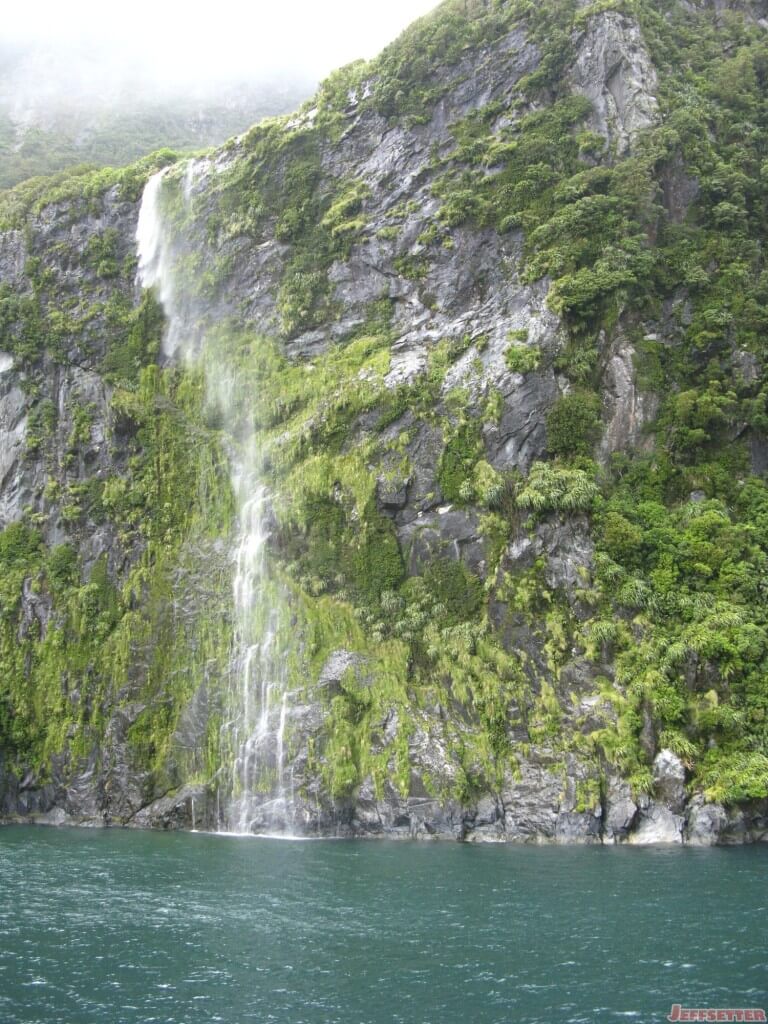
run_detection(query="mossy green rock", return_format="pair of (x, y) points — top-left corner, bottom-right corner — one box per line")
(1, 0), (768, 843)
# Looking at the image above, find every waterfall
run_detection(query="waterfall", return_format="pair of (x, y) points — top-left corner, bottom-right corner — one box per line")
(135, 166), (292, 835)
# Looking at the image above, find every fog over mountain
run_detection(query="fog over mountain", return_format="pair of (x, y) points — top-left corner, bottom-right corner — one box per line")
(0, 0), (440, 186)
(5, 1), (441, 84)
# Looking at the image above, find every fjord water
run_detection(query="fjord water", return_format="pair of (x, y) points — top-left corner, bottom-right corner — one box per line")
(1, 827), (765, 1024)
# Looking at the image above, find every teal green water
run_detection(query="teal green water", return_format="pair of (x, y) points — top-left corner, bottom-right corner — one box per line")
(0, 827), (765, 1024)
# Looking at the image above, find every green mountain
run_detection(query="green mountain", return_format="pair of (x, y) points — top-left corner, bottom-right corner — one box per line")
(1, 0), (767, 843)
(0, 42), (313, 188)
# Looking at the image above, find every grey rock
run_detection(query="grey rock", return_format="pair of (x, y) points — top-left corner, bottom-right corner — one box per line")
(499, 515), (594, 611)
(487, 370), (559, 476)
(318, 650), (367, 691)
(751, 433), (768, 475)
(660, 153), (700, 223)
(537, 516), (594, 604)
(500, 758), (562, 841)
(377, 473), (410, 511)
(0, 230), (27, 285)
(407, 796), (465, 840)
(570, 11), (659, 157)
(555, 811), (602, 844)
(101, 703), (152, 824)
(173, 684), (211, 754)
(62, 757), (106, 824)
(630, 800), (684, 844)
(33, 807), (71, 827)
(392, 420), (443, 514)
(599, 336), (658, 462)
(653, 749), (687, 813)
(0, 757), (58, 819)
(639, 704), (657, 762)
(685, 795), (727, 846)
(604, 778), (638, 843)
(732, 349), (760, 385)
(0, 377), (29, 528)
(132, 785), (212, 831)
(716, 801), (768, 845)
(399, 507), (484, 576)
(554, 754), (603, 843)
(464, 794), (507, 843)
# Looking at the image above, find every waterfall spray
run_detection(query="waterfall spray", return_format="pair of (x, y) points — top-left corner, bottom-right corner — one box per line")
(135, 166), (293, 834)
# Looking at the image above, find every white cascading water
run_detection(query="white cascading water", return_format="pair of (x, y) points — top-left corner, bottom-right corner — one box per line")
(136, 166), (292, 834)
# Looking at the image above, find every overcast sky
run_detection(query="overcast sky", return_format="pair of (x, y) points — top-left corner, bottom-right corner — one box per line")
(3, 0), (443, 88)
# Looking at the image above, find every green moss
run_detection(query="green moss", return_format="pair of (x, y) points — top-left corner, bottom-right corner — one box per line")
(601, 511), (644, 565)
(351, 515), (406, 606)
(46, 544), (79, 592)
(320, 178), (371, 248)
(422, 558), (483, 625)
(84, 228), (120, 278)
(261, 581), (413, 801)
(393, 253), (429, 282)
(701, 752), (768, 804)
(0, 150), (178, 231)
(0, 284), (44, 365)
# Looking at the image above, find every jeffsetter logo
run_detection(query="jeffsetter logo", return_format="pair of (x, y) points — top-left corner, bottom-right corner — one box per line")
(668, 1007), (767, 1022)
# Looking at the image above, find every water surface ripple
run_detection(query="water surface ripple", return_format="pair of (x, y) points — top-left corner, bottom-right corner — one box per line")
(0, 826), (765, 1023)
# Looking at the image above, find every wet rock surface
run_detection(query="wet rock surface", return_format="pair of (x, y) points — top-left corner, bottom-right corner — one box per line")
(570, 10), (659, 157)
(1, 3), (767, 847)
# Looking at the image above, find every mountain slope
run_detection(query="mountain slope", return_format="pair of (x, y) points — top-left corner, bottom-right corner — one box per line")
(1, 0), (767, 843)
(0, 41), (313, 188)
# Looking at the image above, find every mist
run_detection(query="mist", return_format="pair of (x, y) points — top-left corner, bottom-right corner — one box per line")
(2, 0), (442, 98)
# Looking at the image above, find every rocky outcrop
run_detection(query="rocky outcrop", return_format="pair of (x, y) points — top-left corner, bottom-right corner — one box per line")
(570, 10), (659, 156)
(604, 778), (638, 842)
(0, 372), (28, 526)
(1, 0), (766, 847)
(2, 673), (764, 844)
(598, 335), (659, 462)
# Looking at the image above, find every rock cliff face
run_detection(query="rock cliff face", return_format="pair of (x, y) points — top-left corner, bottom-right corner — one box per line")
(1, 0), (768, 844)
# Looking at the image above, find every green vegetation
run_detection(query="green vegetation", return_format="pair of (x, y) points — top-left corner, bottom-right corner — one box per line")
(0, 301), (235, 795)
(517, 462), (600, 516)
(433, 91), (658, 335)
(505, 338), (541, 375)
(546, 392), (602, 459)
(0, 150), (179, 231)
(175, 129), (371, 339)
(0, 78), (311, 190)
(1, 0), (768, 819)
(585, 481), (768, 802)
(374, 0), (768, 805)
(438, 418), (484, 504)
